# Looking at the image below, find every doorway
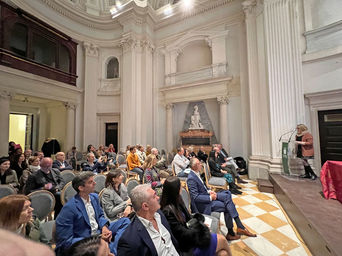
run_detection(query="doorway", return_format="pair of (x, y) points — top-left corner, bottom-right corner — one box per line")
(105, 122), (118, 152)
(9, 113), (33, 149)
(318, 109), (342, 165)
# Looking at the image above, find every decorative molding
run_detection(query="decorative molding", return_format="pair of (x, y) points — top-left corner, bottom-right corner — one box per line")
(165, 103), (174, 110)
(0, 90), (14, 100)
(242, 0), (257, 15)
(217, 95), (230, 105)
(304, 20), (342, 54)
(98, 78), (121, 96)
(83, 42), (99, 57)
(64, 102), (77, 110)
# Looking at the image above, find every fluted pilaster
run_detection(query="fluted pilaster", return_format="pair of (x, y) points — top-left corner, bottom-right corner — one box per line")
(0, 91), (13, 156)
(264, 0), (305, 157)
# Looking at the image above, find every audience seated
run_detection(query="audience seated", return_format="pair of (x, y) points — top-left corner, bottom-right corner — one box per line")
(142, 154), (166, 196)
(161, 176), (232, 256)
(197, 146), (208, 162)
(136, 145), (147, 164)
(67, 235), (114, 256)
(145, 145), (152, 157)
(10, 153), (28, 180)
(24, 157), (65, 217)
(0, 156), (19, 192)
(216, 144), (247, 184)
(173, 147), (191, 177)
(53, 152), (73, 172)
(208, 151), (242, 195)
(187, 158), (256, 241)
(117, 184), (181, 255)
(19, 156), (40, 191)
(55, 171), (130, 256)
(33, 151), (44, 161)
(151, 148), (171, 176)
(0, 228), (54, 256)
(23, 149), (32, 165)
(0, 194), (49, 244)
(82, 153), (107, 173)
(126, 146), (144, 182)
(187, 146), (197, 159)
(101, 169), (133, 221)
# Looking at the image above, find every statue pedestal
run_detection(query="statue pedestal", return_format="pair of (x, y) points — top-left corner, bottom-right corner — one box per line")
(179, 129), (213, 153)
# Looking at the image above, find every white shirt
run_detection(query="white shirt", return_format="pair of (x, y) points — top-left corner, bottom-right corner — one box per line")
(81, 196), (98, 235)
(138, 212), (179, 256)
(173, 154), (190, 175)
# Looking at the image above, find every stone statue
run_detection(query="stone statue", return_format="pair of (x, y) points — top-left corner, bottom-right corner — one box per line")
(189, 105), (203, 129)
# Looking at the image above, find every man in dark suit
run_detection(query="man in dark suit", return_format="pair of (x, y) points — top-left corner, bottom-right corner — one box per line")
(52, 152), (73, 171)
(117, 184), (180, 256)
(55, 171), (130, 256)
(24, 157), (65, 217)
(187, 157), (256, 241)
(217, 144), (247, 184)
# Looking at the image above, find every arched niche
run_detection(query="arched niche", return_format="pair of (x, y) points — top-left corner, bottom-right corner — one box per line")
(106, 57), (119, 79)
(177, 40), (212, 73)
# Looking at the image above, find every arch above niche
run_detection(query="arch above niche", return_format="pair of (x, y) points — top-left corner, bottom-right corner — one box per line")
(162, 30), (229, 86)
(99, 55), (121, 96)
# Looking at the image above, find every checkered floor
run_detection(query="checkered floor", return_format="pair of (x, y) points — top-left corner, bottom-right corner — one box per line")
(218, 178), (312, 256)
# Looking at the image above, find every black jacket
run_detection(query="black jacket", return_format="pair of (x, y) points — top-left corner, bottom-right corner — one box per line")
(162, 203), (211, 252)
(24, 168), (65, 195)
(208, 158), (224, 177)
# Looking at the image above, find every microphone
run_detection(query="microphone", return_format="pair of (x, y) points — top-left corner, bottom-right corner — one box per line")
(288, 128), (297, 143)
(279, 128), (296, 142)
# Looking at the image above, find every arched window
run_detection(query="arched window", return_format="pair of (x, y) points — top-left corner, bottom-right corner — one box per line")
(9, 23), (28, 57)
(106, 57), (119, 79)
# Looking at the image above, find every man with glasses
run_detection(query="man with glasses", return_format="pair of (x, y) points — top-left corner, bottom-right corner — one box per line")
(117, 184), (180, 256)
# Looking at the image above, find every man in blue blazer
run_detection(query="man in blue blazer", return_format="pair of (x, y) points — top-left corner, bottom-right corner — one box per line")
(55, 171), (130, 256)
(187, 157), (256, 241)
(117, 184), (181, 256)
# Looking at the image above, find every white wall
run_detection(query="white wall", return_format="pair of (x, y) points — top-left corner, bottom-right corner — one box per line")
(303, 54), (342, 94)
(310, 0), (342, 29)
(177, 40), (212, 73)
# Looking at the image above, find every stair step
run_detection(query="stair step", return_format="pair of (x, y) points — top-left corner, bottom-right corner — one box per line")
(257, 178), (274, 193)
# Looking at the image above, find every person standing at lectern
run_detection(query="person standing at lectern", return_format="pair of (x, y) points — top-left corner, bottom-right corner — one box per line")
(295, 124), (317, 180)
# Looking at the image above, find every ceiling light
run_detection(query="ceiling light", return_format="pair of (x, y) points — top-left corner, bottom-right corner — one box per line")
(110, 6), (117, 15)
(182, 0), (194, 10)
(116, 0), (122, 9)
(163, 4), (173, 16)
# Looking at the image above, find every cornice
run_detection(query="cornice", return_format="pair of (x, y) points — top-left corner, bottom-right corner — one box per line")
(10, 0), (121, 31)
(154, 0), (236, 29)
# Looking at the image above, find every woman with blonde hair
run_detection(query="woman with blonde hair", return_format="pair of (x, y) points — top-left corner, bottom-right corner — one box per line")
(0, 194), (48, 243)
(142, 154), (165, 196)
(295, 124), (317, 180)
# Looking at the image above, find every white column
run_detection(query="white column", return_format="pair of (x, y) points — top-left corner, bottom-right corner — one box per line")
(165, 103), (174, 152)
(243, 0), (268, 157)
(264, 0), (305, 158)
(83, 42), (99, 150)
(64, 102), (76, 152)
(140, 40), (155, 146)
(217, 96), (229, 149)
(120, 35), (138, 148)
(0, 91), (12, 156)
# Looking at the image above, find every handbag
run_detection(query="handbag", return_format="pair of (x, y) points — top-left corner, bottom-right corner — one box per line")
(186, 213), (212, 248)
